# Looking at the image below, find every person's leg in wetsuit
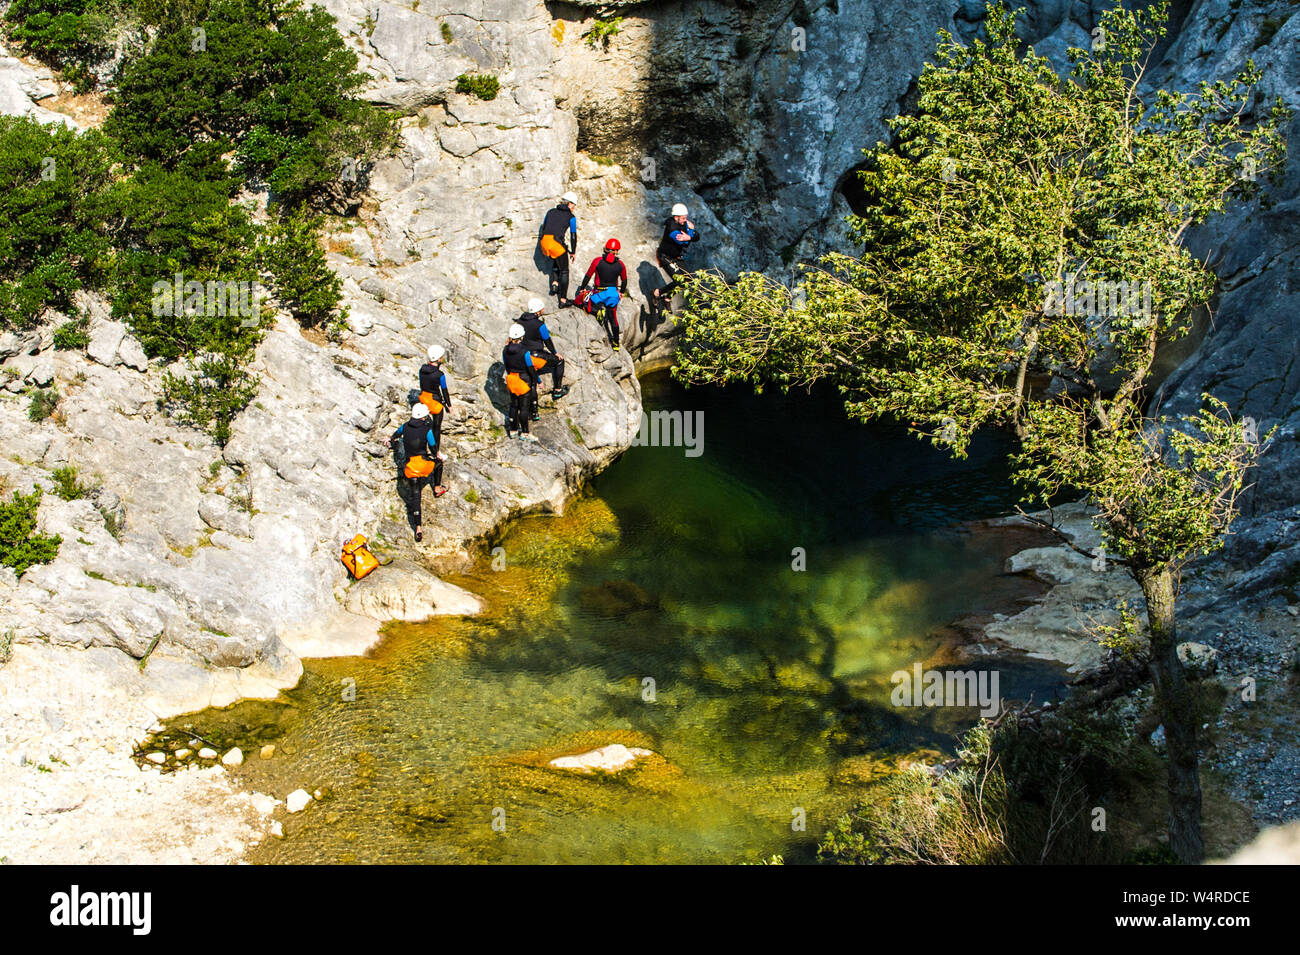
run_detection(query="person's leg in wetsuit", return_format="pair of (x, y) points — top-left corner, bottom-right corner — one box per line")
(551, 255), (570, 306)
(601, 305), (620, 349)
(509, 388), (533, 435)
(400, 474), (429, 531)
(430, 410), (444, 447)
(656, 256), (692, 305)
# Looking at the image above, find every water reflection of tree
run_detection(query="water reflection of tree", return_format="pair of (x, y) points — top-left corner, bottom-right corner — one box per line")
(462, 553), (963, 771)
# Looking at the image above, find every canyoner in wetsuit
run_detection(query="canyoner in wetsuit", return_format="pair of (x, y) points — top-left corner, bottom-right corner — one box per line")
(391, 402), (447, 542)
(579, 238), (628, 350)
(501, 323), (540, 441)
(539, 192), (578, 307)
(652, 202), (699, 314)
(417, 344), (452, 445)
(518, 297), (569, 421)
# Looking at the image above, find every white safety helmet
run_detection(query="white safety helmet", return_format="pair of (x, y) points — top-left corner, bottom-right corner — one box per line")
(561, 191), (578, 205)
(527, 297), (545, 314)
(411, 403), (430, 420)
(508, 323), (525, 340)
(672, 202), (689, 217)
(426, 344), (445, 362)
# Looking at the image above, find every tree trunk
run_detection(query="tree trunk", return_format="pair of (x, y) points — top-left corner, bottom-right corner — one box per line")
(1136, 564), (1205, 863)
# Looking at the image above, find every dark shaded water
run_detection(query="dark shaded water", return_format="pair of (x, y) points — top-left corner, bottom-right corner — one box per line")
(157, 374), (1067, 863)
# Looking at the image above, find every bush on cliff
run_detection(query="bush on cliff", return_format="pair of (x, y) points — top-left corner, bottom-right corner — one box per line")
(2, 0), (118, 91)
(0, 489), (61, 578)
(107, 0), (398, 212)
(0, 116), (117, 330)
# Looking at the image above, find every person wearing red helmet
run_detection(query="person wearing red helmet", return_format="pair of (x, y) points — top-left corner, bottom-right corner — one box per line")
(579, 238), (629, 350)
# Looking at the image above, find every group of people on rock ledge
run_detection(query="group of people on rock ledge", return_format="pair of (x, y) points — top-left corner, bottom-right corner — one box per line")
(389, 194), (703, 541)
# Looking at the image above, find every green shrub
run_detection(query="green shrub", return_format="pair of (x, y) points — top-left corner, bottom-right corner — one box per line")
(28, 387), (59, 421)
(455, 72), (499, 101)
(582, 16), (622, 49)
(440, 20), (451, 42)
(50, 465), (89, 500)
(821, 710), (1142, 865)
(106, 164), (264, 361)
(161, 351), (258, 446)
(260, 208), (345, 328)
(107, 0), (398, 211)
(0, 116), (117, 330)
(52, 317), (91, 350)
(3, 0), (117, 92)
(0, 489), (61, 577)
(820, 723), (1012, 865)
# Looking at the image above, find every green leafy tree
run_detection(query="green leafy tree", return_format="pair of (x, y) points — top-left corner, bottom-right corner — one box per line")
(0, 116), (117, 329)
(674, 2), (1287, 863)
(0, 489), (61, 577)
(107, 0), (397, 210)
(260, 208), (345, 327)
(106, 163), (263, 360)
(3, 0), (118, 91)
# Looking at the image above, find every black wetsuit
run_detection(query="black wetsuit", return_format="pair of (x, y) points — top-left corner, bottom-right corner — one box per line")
(502, 340), (540, 434)
(656, 217), (700, 299)
(518, 312), (564, 394)
(392, 416), (442, 529)
(417, 361), (451, 444)
(541, 204), (577, 303)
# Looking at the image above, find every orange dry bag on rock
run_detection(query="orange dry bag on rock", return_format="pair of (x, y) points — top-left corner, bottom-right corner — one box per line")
(404, 455), (436, 479)
(505, 372), (531, 396)
(540, 234), (566, 259)
(419, 391), (444, 416)
(341, 534), (379, 580)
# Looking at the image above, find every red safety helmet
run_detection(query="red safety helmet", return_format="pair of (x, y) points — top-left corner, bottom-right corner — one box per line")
(604, 238), (621, 252)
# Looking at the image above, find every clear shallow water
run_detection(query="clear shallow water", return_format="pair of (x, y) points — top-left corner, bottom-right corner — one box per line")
(158, 375), (1066, 864)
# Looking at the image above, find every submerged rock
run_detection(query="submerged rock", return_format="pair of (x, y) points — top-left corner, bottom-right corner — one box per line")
(548, 743), (654, 775)
(286, 789), (312, 813)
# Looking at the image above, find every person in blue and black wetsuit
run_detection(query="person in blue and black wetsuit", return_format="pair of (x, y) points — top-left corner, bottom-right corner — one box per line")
(539, 191), (579, 307)
(652, 202), (699, 313)
(417, 344), (452, 445)
(502, 323), (540, 441)
(517, 297), (569, 421)
(391, 403), (446, 542)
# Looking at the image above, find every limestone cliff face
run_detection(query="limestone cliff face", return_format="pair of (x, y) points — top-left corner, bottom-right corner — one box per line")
(0, 0), (1297, 698)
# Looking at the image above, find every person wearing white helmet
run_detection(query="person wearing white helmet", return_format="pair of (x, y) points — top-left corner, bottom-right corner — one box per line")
(417, 343), (452, 444)
(516, 298), (569, 419)
(653, 201), (700, 313)
(539, 192), (579, 308)
(501, 322), (540, 441)
(390, 401), (447, 541)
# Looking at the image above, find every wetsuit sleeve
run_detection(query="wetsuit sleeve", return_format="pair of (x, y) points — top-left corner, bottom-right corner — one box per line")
(579, 258), (598, 290)
(619, 261), (628, 293)
(439, 372), (451, 410)
(539, 323), (557, 354)
(392, 423), (405, 441)
(569, 216), (577, 252)
(524, 351), (540, 384)
(426, 429), (438, 454)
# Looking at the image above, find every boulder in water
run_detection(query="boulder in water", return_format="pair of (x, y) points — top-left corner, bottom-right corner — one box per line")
(548, 743), (653, 775)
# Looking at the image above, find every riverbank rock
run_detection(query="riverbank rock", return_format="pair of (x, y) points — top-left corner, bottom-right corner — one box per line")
(342, 559), (483, 622)
(548, 743), (654, 774)
(983, 503), (1141, 672)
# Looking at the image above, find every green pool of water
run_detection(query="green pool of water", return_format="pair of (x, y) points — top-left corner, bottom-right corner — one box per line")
(159, 374), (1066, 864)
